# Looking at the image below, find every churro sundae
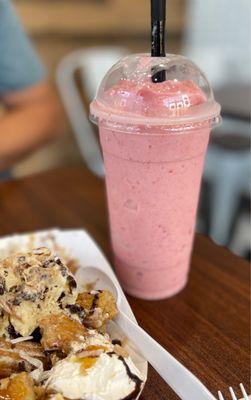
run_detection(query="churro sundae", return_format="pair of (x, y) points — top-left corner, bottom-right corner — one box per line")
(0, 248), (144, 400)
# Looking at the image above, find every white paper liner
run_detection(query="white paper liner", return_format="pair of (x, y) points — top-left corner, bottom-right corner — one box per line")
(0, 228), (148, 399)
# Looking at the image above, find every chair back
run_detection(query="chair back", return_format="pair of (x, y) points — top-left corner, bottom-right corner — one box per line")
(56, 47), (126, 176)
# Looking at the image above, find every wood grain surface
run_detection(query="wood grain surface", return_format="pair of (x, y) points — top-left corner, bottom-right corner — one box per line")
(0, 166), (249, 399)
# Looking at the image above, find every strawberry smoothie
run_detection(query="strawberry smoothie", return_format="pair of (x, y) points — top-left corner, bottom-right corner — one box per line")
(90, 54), (220, 299)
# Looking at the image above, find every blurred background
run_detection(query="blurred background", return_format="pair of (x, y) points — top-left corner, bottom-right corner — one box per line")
(5, 0), (251, 259)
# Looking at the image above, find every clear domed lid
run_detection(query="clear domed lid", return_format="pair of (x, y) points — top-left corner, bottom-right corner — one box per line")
(90, 53), (221, 127)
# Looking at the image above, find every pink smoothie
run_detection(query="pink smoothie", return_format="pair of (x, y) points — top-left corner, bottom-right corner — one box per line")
(97, 78), (211, 299)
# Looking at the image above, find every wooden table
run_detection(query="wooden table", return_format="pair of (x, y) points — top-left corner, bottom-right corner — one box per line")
(0, 166), (249, 399)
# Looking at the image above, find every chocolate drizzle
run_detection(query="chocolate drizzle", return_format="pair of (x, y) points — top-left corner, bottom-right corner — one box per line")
(107, 351), (116, 357)
(107, 352), (143, 400)
(118, 356), (143, 400)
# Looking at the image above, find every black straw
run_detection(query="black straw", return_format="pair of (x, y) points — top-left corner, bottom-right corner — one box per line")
(151, 0), (166, 82)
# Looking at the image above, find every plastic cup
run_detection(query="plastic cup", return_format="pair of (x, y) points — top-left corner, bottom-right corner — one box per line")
(90, 54), (221, 300)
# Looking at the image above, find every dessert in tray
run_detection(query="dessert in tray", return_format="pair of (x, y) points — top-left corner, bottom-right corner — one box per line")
(0, 247), (144, 400)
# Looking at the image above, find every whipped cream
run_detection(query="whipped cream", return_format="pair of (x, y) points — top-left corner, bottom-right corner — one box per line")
(45, 352), (143, 400)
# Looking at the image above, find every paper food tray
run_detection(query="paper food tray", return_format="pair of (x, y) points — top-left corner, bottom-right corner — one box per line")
(0, 228), (148, 398)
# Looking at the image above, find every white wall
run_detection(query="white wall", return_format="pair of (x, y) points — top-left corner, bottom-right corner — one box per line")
(183, 0), (251, 86)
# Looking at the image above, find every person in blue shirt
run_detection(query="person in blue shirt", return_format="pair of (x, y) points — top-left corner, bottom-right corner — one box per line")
(0, 0), (64, 178)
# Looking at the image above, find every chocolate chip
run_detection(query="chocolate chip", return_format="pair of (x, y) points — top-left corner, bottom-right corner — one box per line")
(43, 260), (52, 268)
(60, 265), (68, 277)
(66, 304), (86, 322)
(55, 257), (63, 266)
(67, 275), (77, 293)
(0, 277), (5, 295)
(31, 327), (42, 342)
(18, 256), (26, 263)
(57, 291), (65, 303)
(18, 361), (26, 371)
(45, 349), (65, 359)
(9, 285), (18, 293)
(89, 292), (100, 315)
(67, 304), (78, 312)
(39, 287), (48, 300)
(112, 339), (122, 346)
(66, 304), (83, 314)
(13, 290), (37, 304)
(7, 323), (20, 339)
(21, 292), (37, 302)
(13, 297), (22, 306)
